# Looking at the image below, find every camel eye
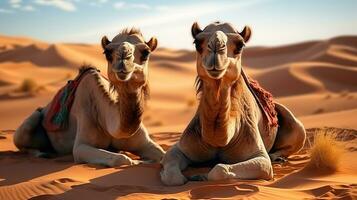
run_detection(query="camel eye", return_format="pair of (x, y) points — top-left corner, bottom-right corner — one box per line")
(141, 49), (150, 61)
(234, 41), (245, 55)
(103, 48), (113, 62)
(194, 39), (203, 53)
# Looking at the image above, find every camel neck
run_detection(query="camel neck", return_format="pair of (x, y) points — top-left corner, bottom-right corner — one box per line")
(113, 86), (145, 136)
(92, 73), (146, 138)
(198, 79), (241, 147)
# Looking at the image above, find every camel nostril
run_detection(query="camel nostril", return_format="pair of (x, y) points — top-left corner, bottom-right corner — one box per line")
(119, 42), (134, 60)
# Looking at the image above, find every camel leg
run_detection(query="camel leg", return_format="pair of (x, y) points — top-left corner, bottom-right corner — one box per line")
(160, 144), (190, 186)
(208, 155), (273, 181)
(73, 118), (138, 167)
(269, 103), (306, 161)
(119, 126), (165, 163)
(14, 108), (54, 156)
(136, 140), (165, 163)
(73, 143), (138, 167)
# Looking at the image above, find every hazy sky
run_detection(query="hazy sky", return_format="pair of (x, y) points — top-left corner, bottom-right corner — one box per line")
(0, 0), (356, 49)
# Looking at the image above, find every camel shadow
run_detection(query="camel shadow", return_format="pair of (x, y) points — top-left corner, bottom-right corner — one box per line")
(0, 150), (73, 186)
(29, 163), (194, 199)
(30, 162), (260, 199)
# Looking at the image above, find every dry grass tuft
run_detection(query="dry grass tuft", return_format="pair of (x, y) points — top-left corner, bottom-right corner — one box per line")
(324, 93), (332, 99)
(149, 121), (163, 127)
(339, 90), (349, 97)
(306, 129), (344, 172)
(187, 98), (196, 107)
(18, 78), (38, 93)
(313, 108), (325, 114)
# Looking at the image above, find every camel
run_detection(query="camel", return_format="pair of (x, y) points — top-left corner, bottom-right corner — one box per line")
(160, 22), (306, 186)
(13, 28), (165, 167)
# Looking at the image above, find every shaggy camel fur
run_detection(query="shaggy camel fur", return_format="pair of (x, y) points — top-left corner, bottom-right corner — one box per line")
(14, 28), (164, 166)
(161, 22), (306, 186)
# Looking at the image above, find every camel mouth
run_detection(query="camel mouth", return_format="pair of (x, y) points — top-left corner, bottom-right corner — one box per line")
(206, 68), (226, 79)
(114, 71), (134, 81)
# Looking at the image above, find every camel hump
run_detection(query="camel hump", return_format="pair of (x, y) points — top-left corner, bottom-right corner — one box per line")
(79, 64), (100, 74)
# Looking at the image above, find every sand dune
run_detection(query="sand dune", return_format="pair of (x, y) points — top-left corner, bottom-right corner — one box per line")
(0, 35), (44, 53)
(0, 34), (357, 199)
(253, 62), (357, 97)
(243, 36), (357, 68)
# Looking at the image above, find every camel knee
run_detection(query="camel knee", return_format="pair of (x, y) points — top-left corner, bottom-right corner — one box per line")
(274, 103), (306, 157)
(290, 119), (306, 154)
(13, 131), (30, 150)
(247, 158), (273, 180)
(72, 147), (83, 164)
(14, 109), (42, 150)
(250, 159), (274, 180)
(258, 164), (273, 180)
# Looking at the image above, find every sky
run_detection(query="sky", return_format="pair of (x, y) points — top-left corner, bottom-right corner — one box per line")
(0, 0), (356, 49)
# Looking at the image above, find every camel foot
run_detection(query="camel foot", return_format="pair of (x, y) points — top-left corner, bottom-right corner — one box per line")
(207, 164), (235, 181)
(26, 149), (56, 158)
(160, 167), (187, 186)
(269, 153), (288, 163)
(188, 174), (208, 181)
(107, 155), (137, 167)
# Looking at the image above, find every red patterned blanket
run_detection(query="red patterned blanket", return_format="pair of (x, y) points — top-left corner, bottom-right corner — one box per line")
(43, 67), (98, 131)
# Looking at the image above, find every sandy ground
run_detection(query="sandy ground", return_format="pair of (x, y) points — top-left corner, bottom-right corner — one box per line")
(0, 34), (356, 199)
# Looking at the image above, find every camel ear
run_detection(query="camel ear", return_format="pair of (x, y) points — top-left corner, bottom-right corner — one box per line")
(191, 22), (203, 39)
(239, 26), (251, 43)
(146, 37), (158, 52)
(101, 36), (111, 50)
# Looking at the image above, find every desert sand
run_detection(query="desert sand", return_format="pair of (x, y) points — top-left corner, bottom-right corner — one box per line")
(0, 34), (356, 199)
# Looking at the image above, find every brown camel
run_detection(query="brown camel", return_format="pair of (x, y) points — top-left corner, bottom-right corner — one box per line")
(14, 28), (165, 166)
(161, 22), (306, 186)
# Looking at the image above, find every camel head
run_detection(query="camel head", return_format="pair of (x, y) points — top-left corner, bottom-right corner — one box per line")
(191, 22), (251, 81)
(101, 28), (157, 89)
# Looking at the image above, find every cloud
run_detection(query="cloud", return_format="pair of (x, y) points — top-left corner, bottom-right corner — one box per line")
(114, 1), (151, 10)
(109, 1), (257, 30)
(9, 0), (21, 4)
(9, 0), (21, 8)
(113, 1), (124, 9)
(0, 8), (13, 13)
(65, 0), (271, 48)
(89, 0), (109, 7)
(7, 0), (34, 12)
(22, 5), (35, 11)
(129, 3), (150, 10)
(10, 4), (21, 8)
(34, 0), (76, 12)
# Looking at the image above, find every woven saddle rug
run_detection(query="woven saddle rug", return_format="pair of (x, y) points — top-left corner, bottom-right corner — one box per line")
(43, 66), (99, 132)
(241, 68), (278, 128)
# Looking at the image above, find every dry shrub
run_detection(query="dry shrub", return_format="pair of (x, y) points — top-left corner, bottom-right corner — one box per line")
(150, 121), (163, 127)
(187, 98), (196, 107)
(313, 108), (325, 114)
(18, 78), (38, 93)
(339, 90), (349, 97)
(324, 93), (332, 99)
(65, 73), (72, 79)
(306, 129), (343, 172)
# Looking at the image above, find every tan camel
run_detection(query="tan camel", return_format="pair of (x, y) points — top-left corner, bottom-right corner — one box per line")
(14, 28), (165, 166)
(161, 22), (306, 186)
